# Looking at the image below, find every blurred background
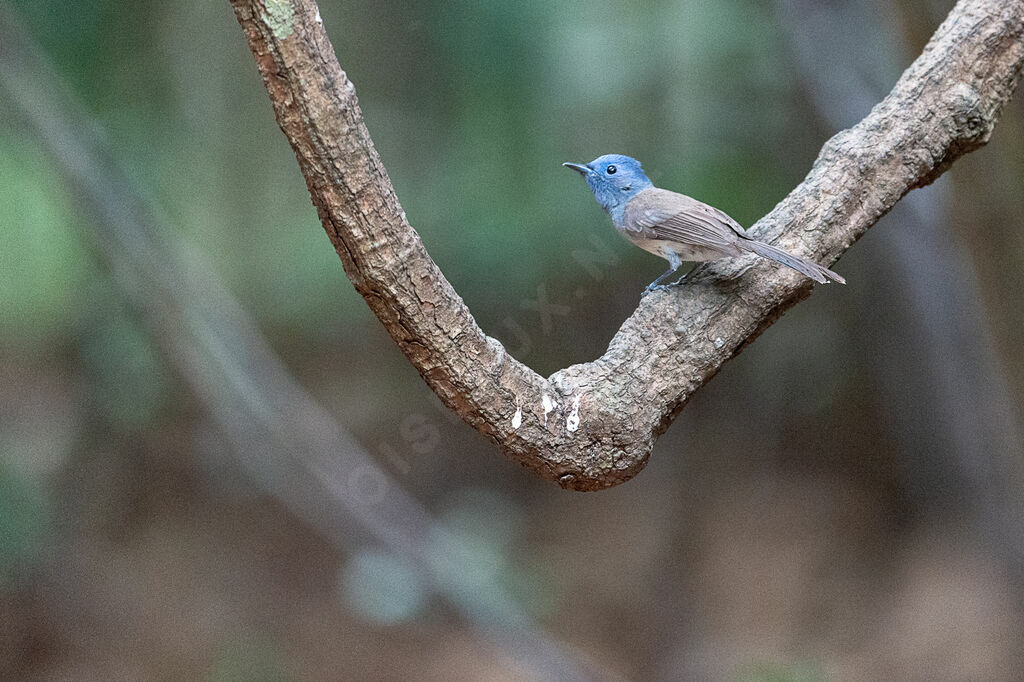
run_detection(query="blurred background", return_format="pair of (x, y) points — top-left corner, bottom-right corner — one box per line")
(2, 0), (1023, 679)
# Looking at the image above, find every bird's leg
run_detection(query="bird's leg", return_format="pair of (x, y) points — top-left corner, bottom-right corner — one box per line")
(668, 263), (697, 286)
(642, 266), (679, 297)
(647, 267), (678, 289)
(642, 251), (684, 296)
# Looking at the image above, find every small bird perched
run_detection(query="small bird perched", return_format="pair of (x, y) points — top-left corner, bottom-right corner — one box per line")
(564, 154), (845, 292)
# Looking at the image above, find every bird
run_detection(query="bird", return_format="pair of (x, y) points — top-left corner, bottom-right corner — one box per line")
(563, 154), (845, 293)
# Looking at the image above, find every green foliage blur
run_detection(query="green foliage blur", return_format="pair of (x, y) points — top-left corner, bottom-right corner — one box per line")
(3, 0), (827, 369)
(3, 0), (1024, 679)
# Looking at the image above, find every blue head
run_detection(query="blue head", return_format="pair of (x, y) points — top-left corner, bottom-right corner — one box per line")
(563, 154), (653, 218)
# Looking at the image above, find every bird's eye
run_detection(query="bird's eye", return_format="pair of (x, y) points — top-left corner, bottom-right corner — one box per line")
(606, 165), (617, 175)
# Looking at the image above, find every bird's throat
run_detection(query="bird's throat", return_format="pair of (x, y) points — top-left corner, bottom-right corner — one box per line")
(607, 201), (628, 228)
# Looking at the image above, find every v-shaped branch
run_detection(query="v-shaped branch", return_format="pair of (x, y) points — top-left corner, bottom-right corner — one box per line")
(231, 0), (1024, 490)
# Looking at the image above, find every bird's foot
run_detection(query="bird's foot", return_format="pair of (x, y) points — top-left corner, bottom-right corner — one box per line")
(641, 283), (672, 298)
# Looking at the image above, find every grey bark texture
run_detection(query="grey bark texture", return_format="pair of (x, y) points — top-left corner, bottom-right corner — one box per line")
(230, 0), (1024, 491)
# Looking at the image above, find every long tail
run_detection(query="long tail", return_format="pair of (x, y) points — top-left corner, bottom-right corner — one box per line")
(741, 239), (846, 284)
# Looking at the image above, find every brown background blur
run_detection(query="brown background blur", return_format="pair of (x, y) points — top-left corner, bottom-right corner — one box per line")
(2, 0), (1023, 679)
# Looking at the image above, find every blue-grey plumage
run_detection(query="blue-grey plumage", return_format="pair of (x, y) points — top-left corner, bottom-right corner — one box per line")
(563, 154), (846, 292)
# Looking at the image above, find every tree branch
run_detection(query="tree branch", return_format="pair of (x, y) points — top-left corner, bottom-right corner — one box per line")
(230, 0), (1024, 490)
(0, 10), (607, 678)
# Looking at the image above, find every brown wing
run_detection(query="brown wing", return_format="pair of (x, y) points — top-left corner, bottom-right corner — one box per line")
(624, 188), (748, 250)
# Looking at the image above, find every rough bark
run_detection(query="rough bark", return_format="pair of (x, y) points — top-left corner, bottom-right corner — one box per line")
(230, 0), (1024, 490)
